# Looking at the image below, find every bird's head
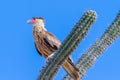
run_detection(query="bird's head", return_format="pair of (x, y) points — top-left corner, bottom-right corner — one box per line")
(27, 17), (45, 27)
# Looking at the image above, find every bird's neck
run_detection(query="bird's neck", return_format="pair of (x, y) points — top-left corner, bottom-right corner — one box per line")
(33, 22), (47, 32)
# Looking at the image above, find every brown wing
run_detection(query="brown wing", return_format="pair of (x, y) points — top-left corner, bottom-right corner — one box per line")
(43, 31), (61, 50)
(45, 31), (74, 62)
(45, 31), (75, 64)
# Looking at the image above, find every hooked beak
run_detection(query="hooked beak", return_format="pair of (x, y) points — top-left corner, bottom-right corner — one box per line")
(27, 20), (31, 24)
(27, 19), (35, 24)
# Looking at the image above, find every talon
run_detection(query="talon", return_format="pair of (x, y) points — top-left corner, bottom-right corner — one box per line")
(46, 54), (54, 63)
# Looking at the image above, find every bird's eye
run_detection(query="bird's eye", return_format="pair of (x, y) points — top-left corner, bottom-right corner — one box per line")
(32, 18), (36, 20)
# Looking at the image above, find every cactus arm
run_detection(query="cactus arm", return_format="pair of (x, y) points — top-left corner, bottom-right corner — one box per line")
(63, 11), (120, 80)
(37, 10), (97, 80)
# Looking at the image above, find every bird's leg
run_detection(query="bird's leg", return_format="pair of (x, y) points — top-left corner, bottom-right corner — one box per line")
(46, 53), (54, 63)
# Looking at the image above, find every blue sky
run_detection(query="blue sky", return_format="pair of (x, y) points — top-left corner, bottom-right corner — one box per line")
(0, 0), (120, 80)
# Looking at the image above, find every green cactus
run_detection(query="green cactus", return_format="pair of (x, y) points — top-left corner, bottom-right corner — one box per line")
(37, 10), (97, 80)
(63, 11), (120, 80)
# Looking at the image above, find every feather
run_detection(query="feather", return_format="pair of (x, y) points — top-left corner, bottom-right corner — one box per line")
(34, 43), (42, 56)
(43, 37), (58, 50)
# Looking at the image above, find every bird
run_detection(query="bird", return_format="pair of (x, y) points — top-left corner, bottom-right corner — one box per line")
(27, 17), (80, 80)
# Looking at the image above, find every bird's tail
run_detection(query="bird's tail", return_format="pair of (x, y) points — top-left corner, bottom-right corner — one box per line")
(62, 60), (80, 80)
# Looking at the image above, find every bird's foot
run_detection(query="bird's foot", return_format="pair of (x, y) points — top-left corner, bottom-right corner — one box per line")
(46, 54), (54, 63)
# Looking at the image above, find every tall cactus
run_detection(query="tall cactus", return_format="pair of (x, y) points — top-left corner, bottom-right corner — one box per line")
(37, 10), (97, 80)
(63, 11), (120, 80)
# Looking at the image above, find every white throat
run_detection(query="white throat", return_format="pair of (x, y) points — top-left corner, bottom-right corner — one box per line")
(33, 21), (47, 31)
